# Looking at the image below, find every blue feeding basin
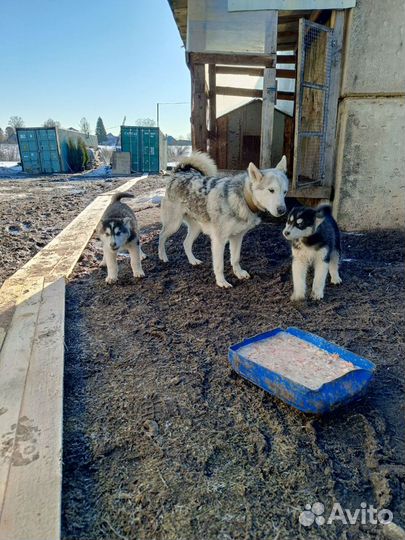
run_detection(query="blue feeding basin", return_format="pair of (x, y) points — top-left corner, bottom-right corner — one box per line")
(228, 327), (375, 414)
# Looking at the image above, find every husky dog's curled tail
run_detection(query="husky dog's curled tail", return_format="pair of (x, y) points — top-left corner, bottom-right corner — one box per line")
(111, 192), (135, 203)
(173, 151), (218, 177)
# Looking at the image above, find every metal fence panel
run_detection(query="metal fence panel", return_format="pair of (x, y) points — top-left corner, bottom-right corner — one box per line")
(293, 19), (333, 187)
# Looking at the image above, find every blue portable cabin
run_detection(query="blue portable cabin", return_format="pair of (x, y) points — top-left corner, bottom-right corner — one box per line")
(120, 126), (167, 174)
(16, 127), (98, 174)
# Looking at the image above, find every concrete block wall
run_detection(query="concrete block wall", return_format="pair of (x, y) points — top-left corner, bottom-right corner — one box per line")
(333, 0), (405, 230)
(334, 98), (405, 230)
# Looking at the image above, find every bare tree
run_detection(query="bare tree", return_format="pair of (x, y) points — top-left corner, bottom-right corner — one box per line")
(167, 145), (191, 161)
(5, 127), (15, 141)
(135, 118), (156, 127)
(43, 118), (61, 128)
(8, 116), (24, 130)
(79, 117), (91, 136)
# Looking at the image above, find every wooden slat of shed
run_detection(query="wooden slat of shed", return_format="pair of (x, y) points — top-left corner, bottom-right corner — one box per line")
(0, 278), (65, 540)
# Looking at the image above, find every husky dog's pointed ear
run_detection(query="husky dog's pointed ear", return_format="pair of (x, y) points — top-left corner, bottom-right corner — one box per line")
(248, 162), (263, 183)
(123, 216), (132, 228)
(314, 205), (330, 229)
(276, 155), (287, 173)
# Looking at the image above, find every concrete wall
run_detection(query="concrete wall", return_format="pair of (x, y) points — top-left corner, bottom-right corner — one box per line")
(334, 98), (405, 230)
(341, 0), (405, 95)
(333, 0), (405, 230)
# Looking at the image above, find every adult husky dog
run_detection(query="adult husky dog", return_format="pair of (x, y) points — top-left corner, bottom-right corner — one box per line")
(159, 152), (289, 288)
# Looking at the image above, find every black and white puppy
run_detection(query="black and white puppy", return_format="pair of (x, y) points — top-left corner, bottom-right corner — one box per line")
(283, 205), (342, 301)
(97, 192), (146, 284)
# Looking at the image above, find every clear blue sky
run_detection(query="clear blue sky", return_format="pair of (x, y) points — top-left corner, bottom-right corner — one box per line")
(0, 0), (191, 138)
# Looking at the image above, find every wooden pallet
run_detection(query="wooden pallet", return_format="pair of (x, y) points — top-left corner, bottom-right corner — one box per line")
(0, 176), (146, 540)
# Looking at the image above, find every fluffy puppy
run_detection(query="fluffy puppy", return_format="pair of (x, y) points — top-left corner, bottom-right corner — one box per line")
(283, 205), (342, 301)
(97, 192), (146, 284)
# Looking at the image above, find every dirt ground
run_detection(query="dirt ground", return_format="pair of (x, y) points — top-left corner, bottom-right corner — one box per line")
(59, 175), (405, 540)
(0, 177), (131, 285)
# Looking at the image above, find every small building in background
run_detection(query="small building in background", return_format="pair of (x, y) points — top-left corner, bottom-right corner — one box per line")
(16, 127), (98, 174)
(120, 126), (167, 174)
(216, 99), (293, 171)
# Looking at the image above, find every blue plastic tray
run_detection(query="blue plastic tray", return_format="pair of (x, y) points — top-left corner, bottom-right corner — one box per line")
(228, 327), (375, 414)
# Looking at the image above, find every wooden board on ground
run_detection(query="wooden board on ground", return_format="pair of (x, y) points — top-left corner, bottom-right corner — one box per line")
(0, 278), (65, 540)
(0, 175), (147, 540)
(0, 277), (44, 516)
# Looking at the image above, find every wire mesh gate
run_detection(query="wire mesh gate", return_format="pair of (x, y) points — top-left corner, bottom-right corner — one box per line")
(293, 19), (333, 188)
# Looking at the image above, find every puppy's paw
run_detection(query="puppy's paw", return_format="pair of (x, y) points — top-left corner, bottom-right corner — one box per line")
(105, 275), (118, 284)
(133, 270), (145, 278)
(331, 276), (342, 285)
(159, 254), (169, 263)
(290, 292), (305, 302)
(140, 250), (147, 261)
(190, 257), (203, 266)
(216, 278), (233, 289)
(99, 259), (107, 268)
(234, 269), (250, 280)
(311, 289), (324, 301)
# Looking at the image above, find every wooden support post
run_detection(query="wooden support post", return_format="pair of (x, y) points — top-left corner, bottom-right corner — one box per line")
(260, 10), (278, 169)
(292, 18), (305, 190)
(208, 64), (217, 161)
(324, 10), (345, 186)
(191, 63), (208, 152)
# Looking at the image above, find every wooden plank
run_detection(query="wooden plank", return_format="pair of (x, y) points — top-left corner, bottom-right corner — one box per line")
(324, 10), (345, 186)
(292, 18), (305, 189)
(216, 87), (295, 101)
(277, 91), (295, 101)
(208, 64), (217, 160)
(216, 66), (296, 79)
(276, 54), (296, 64)
(188, 51), (275, 68)
(216, 86), (263, 98)
(0, 277), (44, 517)
(260, 10), (278, 168)
(277, 69), (297, 79)
(216, 66), (265, 77)
(277, 22), (299, 33)
(0, 278), (65, 540)
(191, 63), (207, 152)
(228, 0), (356, 11)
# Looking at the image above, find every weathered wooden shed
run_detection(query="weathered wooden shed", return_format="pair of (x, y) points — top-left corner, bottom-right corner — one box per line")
(216, 99), (293, 171)
(168, 0), (405, 230)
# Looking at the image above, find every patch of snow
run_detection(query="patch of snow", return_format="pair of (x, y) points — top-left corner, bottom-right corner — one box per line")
(132, 188), (165, 207)
(80, 165), (112, 178)
(0, 162), (23, 177)
(0, 161), (20, 168)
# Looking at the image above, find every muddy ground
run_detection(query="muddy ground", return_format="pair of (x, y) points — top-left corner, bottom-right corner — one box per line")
(0, 177), (131, 285)
(60, 175), (405, 540)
